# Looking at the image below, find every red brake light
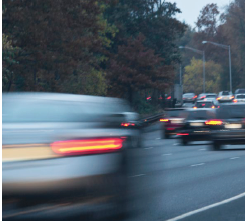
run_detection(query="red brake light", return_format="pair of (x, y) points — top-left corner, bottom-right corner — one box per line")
(193, 107), (197, 109)
(121, 122), (135, 127)
(177, 133), (189, 136)
(231, 96), (234, 99)
(200, 96), (206, 99)
(51, 138), (124, 155)
(167, 96), (171, 100)
(202, 104), (205, 106)
(233, 99), (238, 103)
(205, 120), (223, 125)
(193, 95), (197, 99)
(160, 118), (169, 122)
(217, 97), (222, 100)
(212, 106), (215, 109)
(147, 97), (151, 100)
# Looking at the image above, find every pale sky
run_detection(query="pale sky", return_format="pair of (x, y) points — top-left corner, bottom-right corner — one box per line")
(168, 0), (232, 27)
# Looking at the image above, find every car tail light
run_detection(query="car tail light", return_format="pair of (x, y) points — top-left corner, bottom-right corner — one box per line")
(177, 133), (189, 136)
(212, 106), (215, 109)
(200, 96), (206, 99)
(160, 118), (169, 122)
(193, 107), (197, 109)
(233, 99), (238, 103)
(231, 96), (234, 99)
(167, 96), (171, 100)
(217, 97), (222, 100)
(202, 104), (205, 106)
(121, 122), (135, 127)
(205, 120), (223, 125)
(51, 138), (124, 156)
(193, 95), (197, 99)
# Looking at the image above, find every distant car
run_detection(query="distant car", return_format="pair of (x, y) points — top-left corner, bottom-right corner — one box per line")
(182, 93), (197, 103)
(234, 94), (245, 103)
(178, 109), (216, 145)
(209, 103), (245, 150)
(197, 93), (217, 101)
(2, 93), (132, 220)
(193, 100), (217, 109)
(160, 108), (187, 139)
(235, 88), (245, 95)
(216, 91), (234, 103)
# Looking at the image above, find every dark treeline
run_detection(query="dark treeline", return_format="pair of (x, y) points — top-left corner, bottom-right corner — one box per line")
(3, 0), (244, 112)
(2, 0), (185, 112)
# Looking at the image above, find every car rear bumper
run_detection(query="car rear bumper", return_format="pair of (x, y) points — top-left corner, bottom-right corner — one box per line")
(179, 131), (210, 141)
(212, 130), (245, 145)
(3, 153), (124, 198)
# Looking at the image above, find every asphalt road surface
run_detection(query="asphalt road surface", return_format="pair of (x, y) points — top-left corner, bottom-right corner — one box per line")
(127, 123), (245, 221)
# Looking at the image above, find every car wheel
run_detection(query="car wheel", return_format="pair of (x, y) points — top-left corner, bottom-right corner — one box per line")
(212, 142), (221, 151)
(182, 139), (188, 146)
(165, 133), (170, 139)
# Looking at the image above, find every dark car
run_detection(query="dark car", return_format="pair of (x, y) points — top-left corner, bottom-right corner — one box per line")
(160, 108), (187, 139)
(177, 109), (216, 145)
(194, 100), (217, 109)
(235, 88), (245, 95)
(182, 93), (197, 103)
(2, 93), (132, 220)
(208, 103), (245, 150)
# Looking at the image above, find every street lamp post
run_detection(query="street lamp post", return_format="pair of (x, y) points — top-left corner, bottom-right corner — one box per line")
(179, 46), (206, 93)
(202, 41), (232, 92)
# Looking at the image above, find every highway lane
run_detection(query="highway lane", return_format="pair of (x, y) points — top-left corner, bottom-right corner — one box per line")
(128, 124), (245, 221)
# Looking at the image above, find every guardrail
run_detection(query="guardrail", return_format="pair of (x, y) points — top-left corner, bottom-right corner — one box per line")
(140, 112), (165, 126)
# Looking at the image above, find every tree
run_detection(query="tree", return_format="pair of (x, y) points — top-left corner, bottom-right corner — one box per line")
(221, 0), (245, 88)
(108, 34), (174, 104)
(2, 0), (111, 93)
(2, 34), (19, 91)
(183, 58), (222, 94)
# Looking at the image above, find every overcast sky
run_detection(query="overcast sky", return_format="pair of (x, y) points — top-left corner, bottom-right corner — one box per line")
(168, 0), (232, 27)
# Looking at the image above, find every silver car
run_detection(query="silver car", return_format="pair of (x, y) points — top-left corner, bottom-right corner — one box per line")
(3, 92), (134, 220)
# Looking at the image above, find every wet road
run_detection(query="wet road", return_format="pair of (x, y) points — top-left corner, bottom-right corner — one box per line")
(128, 124), (245, 221)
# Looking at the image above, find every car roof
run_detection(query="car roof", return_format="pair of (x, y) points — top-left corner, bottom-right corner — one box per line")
(2, 92), (126, 104)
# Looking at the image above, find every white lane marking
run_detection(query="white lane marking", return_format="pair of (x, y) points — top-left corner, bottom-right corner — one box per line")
(190, 163), (205, 167)
(165, 192), (245, 221)
(156, 138), (161, 140)
(199, 149), (206, 151)
(230, 157), (240, 160)
(129, 174), (145, 178)
(174, 143), (179, 146)
(144, 147), (153, 150)
(162, 153), (172, 156)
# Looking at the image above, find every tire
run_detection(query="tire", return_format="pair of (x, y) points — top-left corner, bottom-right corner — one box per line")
(212, 142), (221, 151)
(165, 133), (170, 139)
(182, 139), (188, 146)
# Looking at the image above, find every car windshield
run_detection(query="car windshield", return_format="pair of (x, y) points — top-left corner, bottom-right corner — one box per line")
(217, 105), (245, 119)
(237, 95), (245, 99)
(196, 102), (213, 108)
(187, 110), (215, 120)
(221, 91), (230, 95)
